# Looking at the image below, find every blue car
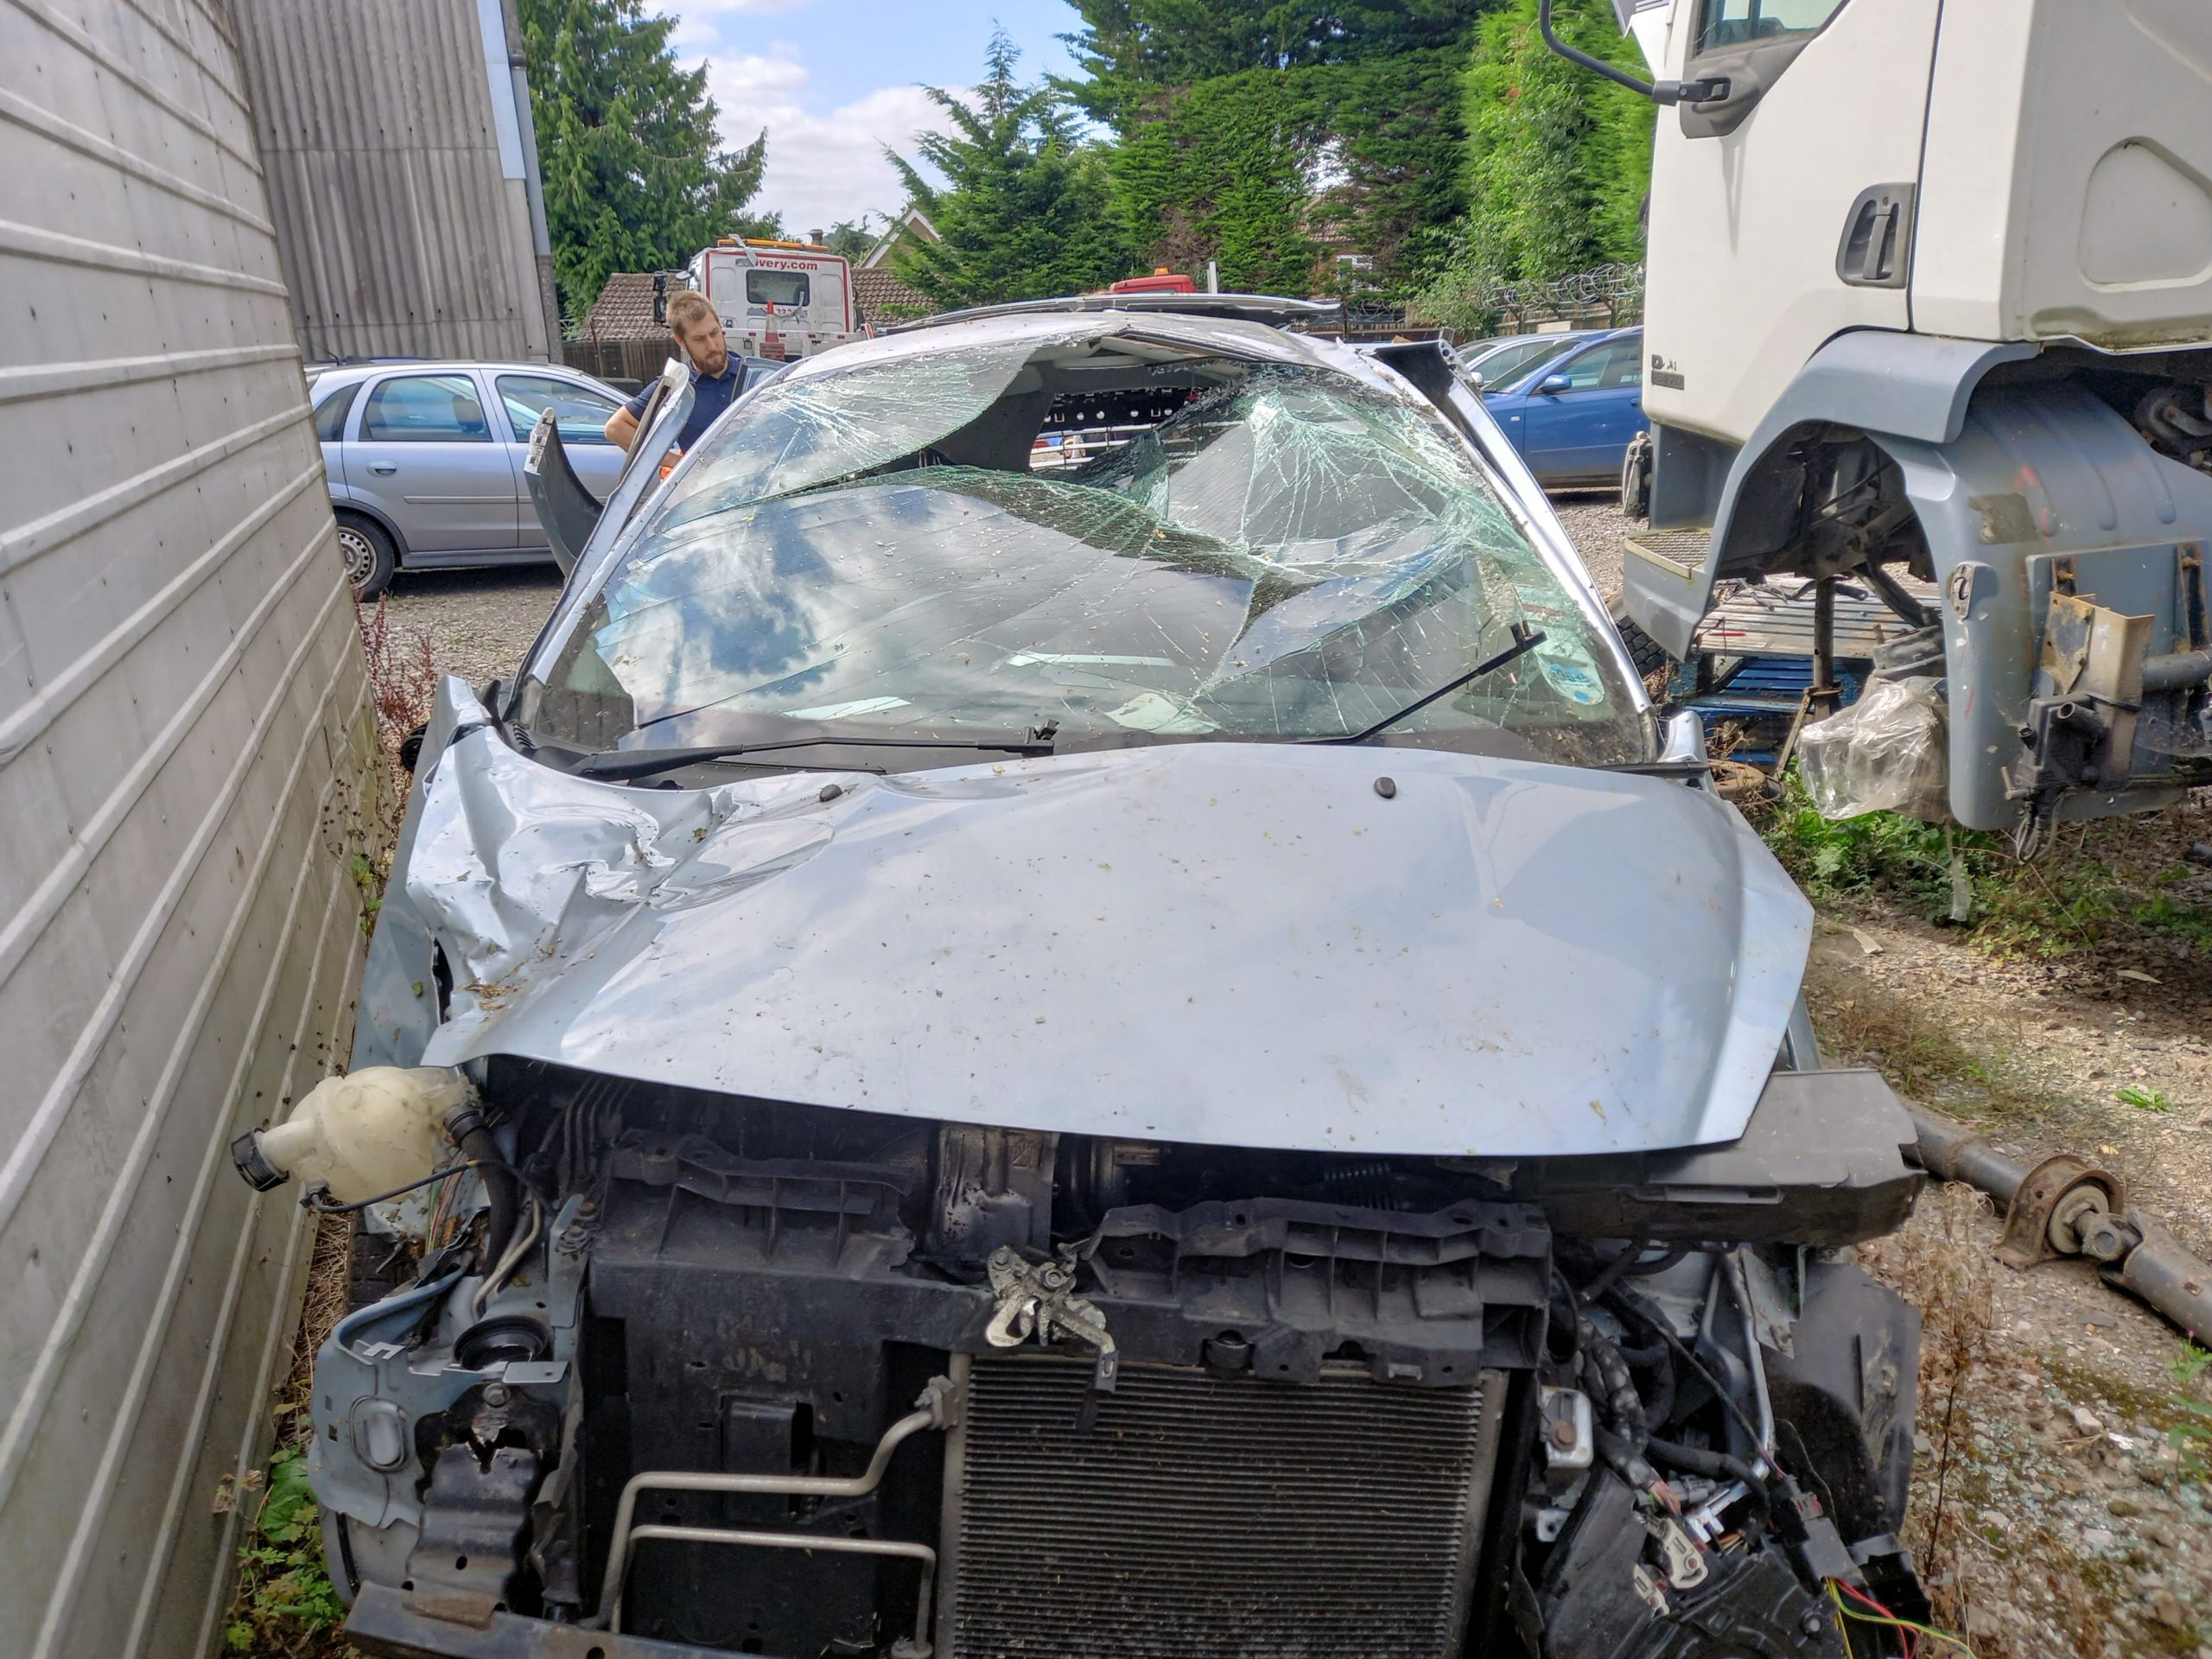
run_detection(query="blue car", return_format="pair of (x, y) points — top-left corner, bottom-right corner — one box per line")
(1481, 327), (1647, 488)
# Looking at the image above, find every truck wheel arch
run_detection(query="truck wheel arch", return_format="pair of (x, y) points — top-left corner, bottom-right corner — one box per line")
(1628, 333), (2037, 658)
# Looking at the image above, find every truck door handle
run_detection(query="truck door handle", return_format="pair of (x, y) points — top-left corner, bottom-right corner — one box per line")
(1835, 184), (1916, 289)
(369, 463), (397, 474)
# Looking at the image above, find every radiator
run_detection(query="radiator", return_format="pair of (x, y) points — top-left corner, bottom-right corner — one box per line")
(940, 1356), (1510, 1659)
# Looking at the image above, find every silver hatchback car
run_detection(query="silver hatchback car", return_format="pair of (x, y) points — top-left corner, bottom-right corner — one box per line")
(308, 360), (632, 596)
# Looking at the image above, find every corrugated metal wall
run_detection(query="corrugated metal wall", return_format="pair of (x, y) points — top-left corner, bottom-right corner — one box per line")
(0, 1), (379, 1654)
(232, 0), (556, 362)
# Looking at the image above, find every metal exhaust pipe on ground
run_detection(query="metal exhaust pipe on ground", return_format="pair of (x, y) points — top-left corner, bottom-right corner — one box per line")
(1906, 1103), (2212, 1341)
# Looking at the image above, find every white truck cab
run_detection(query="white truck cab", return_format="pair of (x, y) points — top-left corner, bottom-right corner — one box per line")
(688, 238), (857, 360)
(1572, 0), (2212, 845)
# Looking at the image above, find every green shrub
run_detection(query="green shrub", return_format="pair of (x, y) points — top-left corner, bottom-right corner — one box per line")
(1759, 767), (2212, 961)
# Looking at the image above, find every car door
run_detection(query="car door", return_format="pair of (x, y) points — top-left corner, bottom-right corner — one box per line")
(1481, 334), (1580, 390)
(1643, 0), (1933, 446)
(1518, 336), (1646, 485)
(311, 378), (361, 499)
(342, 371), (517, 554)
(492, 372), (628, 550)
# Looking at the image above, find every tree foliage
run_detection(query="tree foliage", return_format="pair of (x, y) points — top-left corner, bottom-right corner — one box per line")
(820, 218), (883, 262)
(888, 33), (1134, 308)
(519, 0), (779, 323)
(1063, 0), (1479, 119)
(1062, 1), (1488, 296)
(1417, 0), (1654, 332)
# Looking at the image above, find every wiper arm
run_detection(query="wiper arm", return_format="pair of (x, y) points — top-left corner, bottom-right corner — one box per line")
(1318, 622), (1547, 746)
(570, 733), (1056, 782)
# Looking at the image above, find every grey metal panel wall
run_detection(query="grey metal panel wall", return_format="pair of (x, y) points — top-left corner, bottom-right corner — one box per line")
(0, 1), (378, 1654)
(232, 0), (555, 362)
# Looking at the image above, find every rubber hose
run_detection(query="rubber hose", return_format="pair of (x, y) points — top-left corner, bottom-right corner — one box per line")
(1580, 1237), (1655, 1305)
(1646, 1434), (1753, 1484)
(1592, 1427), (1662, 1493)
(456, 1125), (518, 1272)
(1640, 1351), (1676, 1427)
(1578, 1320), (1645, 1440)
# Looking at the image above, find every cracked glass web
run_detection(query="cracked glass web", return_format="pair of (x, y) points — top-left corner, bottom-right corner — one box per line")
(522, 348), (1649, 766)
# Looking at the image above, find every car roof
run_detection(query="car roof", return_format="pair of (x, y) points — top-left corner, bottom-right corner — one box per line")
(766, 302), (1388, 396)
(306, 359), (620, 391)
(1462, 330), (1592, 359)
(1494, 327), (1639, 374)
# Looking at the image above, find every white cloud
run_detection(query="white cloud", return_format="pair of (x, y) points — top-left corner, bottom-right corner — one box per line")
(676, 0), (817, 14)
(698, 51), (951, 232)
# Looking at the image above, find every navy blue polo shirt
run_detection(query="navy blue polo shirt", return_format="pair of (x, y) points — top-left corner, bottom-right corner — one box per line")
(624, 355), (745, 451)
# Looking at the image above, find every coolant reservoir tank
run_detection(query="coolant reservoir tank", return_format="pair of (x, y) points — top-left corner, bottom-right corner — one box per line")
(231, 1067), (473, 1205)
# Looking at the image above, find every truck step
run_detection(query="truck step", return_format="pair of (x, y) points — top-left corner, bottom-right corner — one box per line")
(1624, 527), (1713, 582)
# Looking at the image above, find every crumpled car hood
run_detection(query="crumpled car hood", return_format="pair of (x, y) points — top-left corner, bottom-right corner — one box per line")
(355, 682), (1809, 1158)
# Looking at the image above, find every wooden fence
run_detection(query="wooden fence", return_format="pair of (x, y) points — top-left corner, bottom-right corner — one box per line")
(561, 337), (677, 391)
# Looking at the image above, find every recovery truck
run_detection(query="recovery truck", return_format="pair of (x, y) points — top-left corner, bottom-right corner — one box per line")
(688, 236), (858, 359)
(1551, 0), (2212, 851)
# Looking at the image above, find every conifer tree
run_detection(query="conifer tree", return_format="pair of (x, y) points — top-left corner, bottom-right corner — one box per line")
(519, 0), (779, 323)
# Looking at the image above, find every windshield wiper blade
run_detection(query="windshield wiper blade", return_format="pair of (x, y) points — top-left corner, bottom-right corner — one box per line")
(1319, 622), (1548, 746)
(570, 733), (1056, 782)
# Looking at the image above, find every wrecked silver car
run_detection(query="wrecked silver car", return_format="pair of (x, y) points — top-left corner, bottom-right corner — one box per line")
(238, 302), (1932, 1657)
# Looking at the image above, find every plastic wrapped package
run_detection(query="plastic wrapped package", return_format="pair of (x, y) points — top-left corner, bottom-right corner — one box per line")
(1798, 675), (1948, 820)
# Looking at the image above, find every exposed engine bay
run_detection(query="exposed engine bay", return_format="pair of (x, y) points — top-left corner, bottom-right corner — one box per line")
(270, 1058), (1930, 1659)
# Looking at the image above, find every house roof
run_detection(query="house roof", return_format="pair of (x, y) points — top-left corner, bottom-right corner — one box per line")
(854, 267), (934, 327)
(582, 271), (688, 340)
(860, 207), (939, 270)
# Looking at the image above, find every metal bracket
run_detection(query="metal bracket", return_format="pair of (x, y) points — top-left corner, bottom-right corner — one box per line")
(402, 1444), (541, 1628)
(1994, 1154), (2126, 1270)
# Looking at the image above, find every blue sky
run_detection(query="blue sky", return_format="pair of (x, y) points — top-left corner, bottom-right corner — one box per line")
(659, 0), (1084, 234)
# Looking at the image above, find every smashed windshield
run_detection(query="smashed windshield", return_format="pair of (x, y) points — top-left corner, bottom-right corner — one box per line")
(518, 336), (1650, 768)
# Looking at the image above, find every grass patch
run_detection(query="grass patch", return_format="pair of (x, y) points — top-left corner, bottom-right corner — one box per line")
(1758, 768), (2212, 963)
(223, 1215), (359, 1659)
(2176, 1343), (2212, 1483)
(225, 1435), (345, 1655)
(1806, 973), (2053, 1126)
(2116, 1084), (2172, 1114)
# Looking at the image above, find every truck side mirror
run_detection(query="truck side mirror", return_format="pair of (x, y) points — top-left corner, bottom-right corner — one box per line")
(1537, 0), (1730, 107)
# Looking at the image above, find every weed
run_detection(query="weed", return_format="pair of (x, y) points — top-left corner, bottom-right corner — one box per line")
(222, 1217), (360, 1659)
(353, 594), (437, 740)
(2175, 1343), (2212, 1481)
(224, 1436), (346, 1655)
(1806, 976), (2051, 1125)
(2116, 1084), (2172, 1113)
(346, 591), (437, 927)
(1861, 1183), (1999, 1633)
(347, 849), (383, 935)
(1762, 766), (2212, 963)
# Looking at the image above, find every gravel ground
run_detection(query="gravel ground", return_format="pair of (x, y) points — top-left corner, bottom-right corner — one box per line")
(376, 563), (566, 694)
(1547, 486), (1637, 600)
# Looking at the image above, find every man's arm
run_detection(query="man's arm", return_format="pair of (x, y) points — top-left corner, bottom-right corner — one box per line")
(605, 381), (654, 452)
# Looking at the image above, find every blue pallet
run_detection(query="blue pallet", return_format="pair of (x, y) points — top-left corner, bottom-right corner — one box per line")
(1673, 659), (1868, 768)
